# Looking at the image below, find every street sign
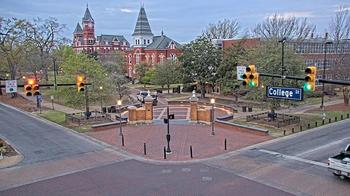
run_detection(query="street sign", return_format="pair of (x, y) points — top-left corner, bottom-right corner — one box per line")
(5, 80), (17, 93)
(237, 66), (246, 81)
(266, 86), (303, 101)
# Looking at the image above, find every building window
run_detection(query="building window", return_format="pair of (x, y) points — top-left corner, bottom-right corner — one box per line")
(147, 40), (150, 44)
(128, 55), (132, 64)
(144, 39), (146, 45)
(159, 54), (164, 64)
(171, 54), (177, 61)
(136, 54), (140, 64)
(151, 54), (156, 64)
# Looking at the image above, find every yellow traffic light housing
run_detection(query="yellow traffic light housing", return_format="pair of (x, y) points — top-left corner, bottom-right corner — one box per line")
(76, 75), (86, 92)
(33, 84), (40, 96)
(304, 66), (317, 91)
(24, 78), (35, 96)
(242, 65), (259, 88)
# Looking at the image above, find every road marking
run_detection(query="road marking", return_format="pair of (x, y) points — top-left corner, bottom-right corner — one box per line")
(157, 108), (167, 120)
(296, 136), (350, 157)
(186, 108), (191, 120)
(258, 149), (328, 168)
(181, 168), (191, 172)
(161, 169), (172, 174)
(201, 176), (212, 182)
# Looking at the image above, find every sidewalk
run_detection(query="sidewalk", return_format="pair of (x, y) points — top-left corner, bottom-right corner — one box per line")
(18, 92), (83, 114)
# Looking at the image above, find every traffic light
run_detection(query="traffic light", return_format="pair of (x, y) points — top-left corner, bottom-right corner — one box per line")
(242, 65), (259, 88)
(76, 75), (85, 92)
(304, 66), (317, 91)
(33, 83), (40, 96)
(24, 78), (35, 96)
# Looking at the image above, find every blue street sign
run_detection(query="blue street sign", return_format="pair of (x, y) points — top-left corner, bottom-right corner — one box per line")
(266, 86), (303, 101)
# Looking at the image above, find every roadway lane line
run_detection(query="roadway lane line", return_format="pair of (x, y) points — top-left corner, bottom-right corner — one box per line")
(296, 136), (350, 157)
(157, 108), (167, 120)
(258, 149), (328, 168)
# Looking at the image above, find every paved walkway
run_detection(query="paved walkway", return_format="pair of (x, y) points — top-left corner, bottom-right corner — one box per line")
(87, 123), (271, 161)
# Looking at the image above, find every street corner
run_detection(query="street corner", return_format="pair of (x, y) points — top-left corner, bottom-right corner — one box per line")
(86, 122), (272, 162)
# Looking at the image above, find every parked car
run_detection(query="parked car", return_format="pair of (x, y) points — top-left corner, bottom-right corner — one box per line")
(136, 91), (158, 105)
(328, 144), (350, 179)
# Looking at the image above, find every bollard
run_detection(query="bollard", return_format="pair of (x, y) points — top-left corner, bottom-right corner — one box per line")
(144, 143), (147, 155)
(307, 123), (310, 129)
(347, 113), (349, 118)
(190, 145), (193, 159)
(322, 120), (325, 125)
(292, 128), (295, 133)
(335, 117), (337, 122)
(224, 139), (227, 150)
(300, 125), (303, 132)
(329, 118), (331, 123)
(121, 134), (125, 146)
(164, 146), (167, 159)
(283, 130), (286, 136)
(341, 115), (343, 120)
(315, 121), (318, 127)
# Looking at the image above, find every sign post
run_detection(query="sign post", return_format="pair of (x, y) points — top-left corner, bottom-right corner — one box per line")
(266, 86), (303, 101)
(5, 80), (17, 93)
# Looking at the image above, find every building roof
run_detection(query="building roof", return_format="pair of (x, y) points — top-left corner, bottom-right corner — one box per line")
(82, 7), (94, 22)
(73, 23), (83, 34)
(145, 35), (181, 50)
(96, 35), (129, 45)
(132, 7), (153, 36)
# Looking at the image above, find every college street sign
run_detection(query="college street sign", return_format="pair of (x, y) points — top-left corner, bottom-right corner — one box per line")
(266, 86), (303, 101)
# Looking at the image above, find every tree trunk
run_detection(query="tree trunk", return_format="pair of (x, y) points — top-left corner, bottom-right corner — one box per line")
(200, 82), (206, 98)
(343, 87), (349, 105)
(167, 84), (170, 94)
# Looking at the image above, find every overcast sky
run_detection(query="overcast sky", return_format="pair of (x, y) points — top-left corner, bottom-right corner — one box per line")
(1, 0), (349, 43)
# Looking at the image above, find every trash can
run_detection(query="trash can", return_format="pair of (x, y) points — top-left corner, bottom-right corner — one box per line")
(107, 107), (111, 113)
(242, 106), (247, 112)
(248, 107), (253, 112)
(102, 107), (107, 114)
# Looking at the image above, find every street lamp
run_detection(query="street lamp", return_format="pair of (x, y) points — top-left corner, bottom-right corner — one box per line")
(279, 37), (287, 86)
(166, 105), (171, 153)
(99, 86), (103, 113)
(117, 99), (123, 136)
(321, 40), (333, 109)
(210, 98), (215, 136)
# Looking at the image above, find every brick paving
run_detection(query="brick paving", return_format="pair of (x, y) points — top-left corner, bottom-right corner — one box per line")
(87, 123), (272, 161)
(0, 148), (129, 191)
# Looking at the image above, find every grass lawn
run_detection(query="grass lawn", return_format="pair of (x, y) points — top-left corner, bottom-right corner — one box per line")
(37, 110), (91, 133)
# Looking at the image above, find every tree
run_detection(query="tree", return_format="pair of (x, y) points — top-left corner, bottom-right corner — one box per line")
(0, 17), (28, 80)
(140, 69), (156, 86)
(153, 60), (181, 93)
(55, 46), (107, 108)
(179, 36), (222, 98)
(217, 40), (249, 97)
(328, 6), (350, 104)
(27, 17), (66, 83)
(247, 40), (304, 111)
(253, 13), (315, 41)
(135, 62), (149, 82)
(203, 19), (239, 39)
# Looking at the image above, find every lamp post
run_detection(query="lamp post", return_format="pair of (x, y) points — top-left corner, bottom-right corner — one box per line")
(117, 99), (123, 136)
(99, 86), (103, 112)
(166, 105), (171, 153)
(279, 37), (287, 86)
(321, 40), (333, 109)
(210, 98), (215, 136)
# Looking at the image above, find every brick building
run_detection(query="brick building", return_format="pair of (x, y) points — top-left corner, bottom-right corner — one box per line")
(72, 6), (130, 55)
(214, 37), (350, 81)
(126, 6), (182, 78)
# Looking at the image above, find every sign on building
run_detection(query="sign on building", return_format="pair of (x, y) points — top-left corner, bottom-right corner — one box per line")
(5, 80), (17, 93)
(266, 86), (303, 101)
(237, 66), (246, 81)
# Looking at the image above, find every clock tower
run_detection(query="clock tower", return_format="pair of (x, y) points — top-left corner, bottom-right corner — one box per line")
(82, 5), (95, 47)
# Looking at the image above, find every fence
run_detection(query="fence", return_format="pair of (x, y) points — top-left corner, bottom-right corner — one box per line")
(65, 111), (113, 125)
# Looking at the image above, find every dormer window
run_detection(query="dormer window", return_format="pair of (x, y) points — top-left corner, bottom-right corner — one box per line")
(170, 42), (176, 49)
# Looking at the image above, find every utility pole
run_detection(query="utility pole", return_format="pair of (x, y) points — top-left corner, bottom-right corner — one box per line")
(279, 37), (287, 86)
(321, 33), (333, 109)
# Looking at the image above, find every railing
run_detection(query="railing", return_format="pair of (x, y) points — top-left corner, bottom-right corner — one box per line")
(65, 111), (113, 125)
(246, 112), (300, 128)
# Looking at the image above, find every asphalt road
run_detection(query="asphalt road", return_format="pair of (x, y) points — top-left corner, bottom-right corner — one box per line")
(0, 104), (104, 165)
(1, 159), (293, 196)
(261, 119), (350, 162)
